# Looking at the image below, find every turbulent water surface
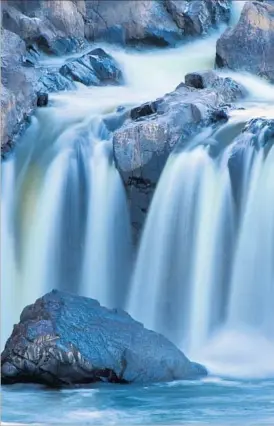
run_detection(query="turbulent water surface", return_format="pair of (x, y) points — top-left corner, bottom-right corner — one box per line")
(2, 378), (274, 425)
(2, 3), (274, 424)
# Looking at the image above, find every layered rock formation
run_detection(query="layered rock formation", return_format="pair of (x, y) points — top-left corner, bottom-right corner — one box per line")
(1, 290), (207, 385)
(216, 1), (274, 82)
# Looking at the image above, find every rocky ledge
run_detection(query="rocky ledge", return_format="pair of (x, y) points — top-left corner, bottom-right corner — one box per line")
(113, 71), (246, 242)
(1, 290), (207, 386)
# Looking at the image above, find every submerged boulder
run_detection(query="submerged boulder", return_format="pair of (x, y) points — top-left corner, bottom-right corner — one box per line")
(1, 290), (206, 386)
(216, 1), (274, 82)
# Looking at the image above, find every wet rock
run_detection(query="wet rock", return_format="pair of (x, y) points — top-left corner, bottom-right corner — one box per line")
(165, 0), (231, 36)
(38, 70), (76, 93)
(131, 102), (158, 120)
(84, 0), (230, 46)
(113, 82), (241, 242)
(59, 48), (123, 86)
(37, 92), (48, 107)
(1, 29), (38, 150)
(1, 290), (207, 386)
(216, 1), (274, 82)
(185, 70), (246, 102)
(84, 0), (182, 46)
(2, 0), (86, 55)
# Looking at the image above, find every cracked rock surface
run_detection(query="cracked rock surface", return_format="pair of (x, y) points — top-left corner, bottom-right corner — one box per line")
(1, 290), (207, 386)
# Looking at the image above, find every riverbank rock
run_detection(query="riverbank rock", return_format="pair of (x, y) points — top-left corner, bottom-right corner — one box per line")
(113, 74), (243, 242)
(216, 1), (274, 82)
(1, 290), (206, 386)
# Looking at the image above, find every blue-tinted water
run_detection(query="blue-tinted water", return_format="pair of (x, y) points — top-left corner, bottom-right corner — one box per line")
(2, 378), (274, 425)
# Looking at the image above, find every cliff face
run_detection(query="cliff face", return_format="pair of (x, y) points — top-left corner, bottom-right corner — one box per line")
(1, 0), (231, 152)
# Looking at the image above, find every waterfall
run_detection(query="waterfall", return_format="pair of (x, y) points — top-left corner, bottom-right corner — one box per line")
(127, 143), (235, 350)
(127, 117), (274, 377)
(1, 101), (132, 346)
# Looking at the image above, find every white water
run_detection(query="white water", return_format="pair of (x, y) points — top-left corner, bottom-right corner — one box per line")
(2, 2), (274, 381)
(127, 116), (274, 378)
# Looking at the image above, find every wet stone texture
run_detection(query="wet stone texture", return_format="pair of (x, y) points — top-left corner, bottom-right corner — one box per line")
(1, 290), (207, 386)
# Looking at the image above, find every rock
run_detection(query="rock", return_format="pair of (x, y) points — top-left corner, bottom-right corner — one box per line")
(37, 92), (48, 107)
(59, 48), (123, 86)
(165, 0), (231, 36)
(84, 0), (182, 46)
(38, 70), (76, 93)
(1, 290), (207, 385)
(131, 101), (158, 120)
(1, 0), (86, 55)
(113, 79), (242, 242)
(1, 42), (123, 153)
(185, 70), (246, 101)
(216, 1), (274, 82)
(84, 0), (230, 46)
(1, 29), (38, 150)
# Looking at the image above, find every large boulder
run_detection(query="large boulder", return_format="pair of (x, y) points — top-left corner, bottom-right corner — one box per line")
(216, 1), (274, 82)
(84, 0), (181, 46)
(59, 48), (123, 86)
(1, 0), (86, 55)
(113, 74), (243, 242)
(1, 290), (206, 385)
(165, 0), (230, 36)
(1, 29), (38, 152)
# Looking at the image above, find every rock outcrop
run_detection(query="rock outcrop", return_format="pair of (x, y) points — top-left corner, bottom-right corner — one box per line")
(113, 73), (244, 242)
(216, 1), (274, 82)
(1, 290), (207, 386)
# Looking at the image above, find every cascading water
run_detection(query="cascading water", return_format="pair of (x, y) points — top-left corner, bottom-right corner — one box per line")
(127, 110), (274, 378)
(1, 1), (274, 381)
(1, 31), (225, 348)
(1, 98), (133, 346)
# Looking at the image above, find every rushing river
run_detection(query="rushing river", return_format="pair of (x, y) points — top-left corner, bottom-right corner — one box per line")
(2, 3), (274, 424)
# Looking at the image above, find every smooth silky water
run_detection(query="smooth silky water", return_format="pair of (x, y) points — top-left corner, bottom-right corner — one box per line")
(2, 4), (274, 424)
